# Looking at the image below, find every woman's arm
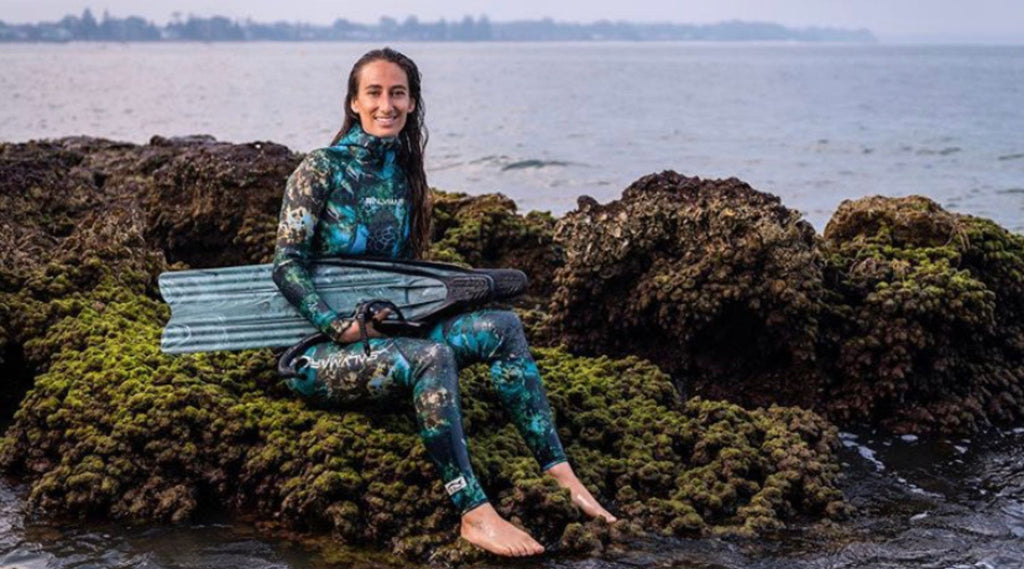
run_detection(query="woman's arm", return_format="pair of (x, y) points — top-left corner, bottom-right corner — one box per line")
(272, 150), (357, 343)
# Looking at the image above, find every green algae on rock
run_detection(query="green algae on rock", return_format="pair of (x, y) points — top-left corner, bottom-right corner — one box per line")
(0, 135), (295, 373)
(0, 211), (166, 370)
(0, 288), (845, 561)
(821, 195), (1024, 434)
(0, 136), (557, 392)
(427, 190), (563, 300)
(548, 171), (828, 407)
(1, 138), (850, 561)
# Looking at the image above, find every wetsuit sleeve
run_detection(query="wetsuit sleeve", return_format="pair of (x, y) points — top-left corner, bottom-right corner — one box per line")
(272, 150), (352, 341)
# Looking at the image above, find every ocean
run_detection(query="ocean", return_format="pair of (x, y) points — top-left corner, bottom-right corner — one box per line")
(1, 41), (1022, 233)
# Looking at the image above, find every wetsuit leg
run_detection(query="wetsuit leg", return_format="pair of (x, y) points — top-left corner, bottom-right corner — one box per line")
(429, 310), (568, 471)
(287, 337), (489, 513)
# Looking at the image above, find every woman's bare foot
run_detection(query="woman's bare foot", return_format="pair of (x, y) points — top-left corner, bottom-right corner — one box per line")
(460, 503), (545, 557)
(545, 462), (618, 523)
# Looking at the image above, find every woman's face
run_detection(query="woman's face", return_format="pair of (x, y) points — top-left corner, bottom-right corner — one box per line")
(350, 60), (415, 138)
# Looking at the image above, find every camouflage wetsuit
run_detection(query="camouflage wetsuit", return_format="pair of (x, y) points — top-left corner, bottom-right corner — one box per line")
(272, 124), (567, 513)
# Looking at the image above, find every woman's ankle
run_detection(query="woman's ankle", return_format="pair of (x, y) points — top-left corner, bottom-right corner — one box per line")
(544, 460), (574, 480)
(461, 501), (498, 524)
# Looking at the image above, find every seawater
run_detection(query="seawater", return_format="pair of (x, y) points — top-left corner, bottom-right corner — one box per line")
(0, 42), (1022, 232)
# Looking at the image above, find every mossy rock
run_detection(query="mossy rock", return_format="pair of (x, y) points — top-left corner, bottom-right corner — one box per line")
(139, 136), (298, 267)
(0, 136), (298, 272)
(427, 190), (562, 300)
(821, 195), (1024, 434)
(548, 171), (827, 407)
(0, 138), (564, 426)
(0, 288), (845, 562)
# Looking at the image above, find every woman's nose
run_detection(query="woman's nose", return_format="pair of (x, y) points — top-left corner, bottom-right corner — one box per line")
(379, 96), (394, 111)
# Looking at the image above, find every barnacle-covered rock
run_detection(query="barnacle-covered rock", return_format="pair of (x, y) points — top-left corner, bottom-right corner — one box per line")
(0, 135), (294, 355)
(0, 136), (297, 271)
(1, 141), (154, 417)
(548, 171), (827, 406)
(821, 196), (1024, 434)
(0, 137), (556, 273)
(428, 190), (562, 299)
(0, 288), (845, 562)
(139, 136), (298, 267)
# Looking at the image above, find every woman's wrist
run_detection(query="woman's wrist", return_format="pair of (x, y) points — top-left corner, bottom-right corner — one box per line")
(328, 318), (358, 344)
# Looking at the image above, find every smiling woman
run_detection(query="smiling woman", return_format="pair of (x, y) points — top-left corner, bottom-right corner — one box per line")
(270, 47), (617, 558)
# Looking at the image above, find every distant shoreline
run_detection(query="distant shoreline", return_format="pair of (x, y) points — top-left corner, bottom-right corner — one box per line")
(0, 10), (876, 43)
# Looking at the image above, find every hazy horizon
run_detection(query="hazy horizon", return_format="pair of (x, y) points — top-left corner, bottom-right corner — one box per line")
(1, 0), (1023, 44)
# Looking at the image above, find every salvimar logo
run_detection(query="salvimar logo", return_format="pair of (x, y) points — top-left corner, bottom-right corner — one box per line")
(363, 197), (404, 207)
(445, 476), (467, 495)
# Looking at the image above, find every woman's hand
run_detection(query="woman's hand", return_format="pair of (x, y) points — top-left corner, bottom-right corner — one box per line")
(368, 308), (392, 338)
(329, 309), (392, 344)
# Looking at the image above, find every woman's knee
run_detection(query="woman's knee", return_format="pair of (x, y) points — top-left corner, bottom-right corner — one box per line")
(459, 310), (526, 354)
(474, 309), (524, 335)
(404, 341), (458, 389)
(411, 344), (461, 427)
(423, 342), (457, 373)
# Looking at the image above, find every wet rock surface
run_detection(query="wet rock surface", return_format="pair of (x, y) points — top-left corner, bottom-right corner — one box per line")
(5, 431), (1024, 569)
(138, 136), (297, 268)
(0, 136), (297, 271)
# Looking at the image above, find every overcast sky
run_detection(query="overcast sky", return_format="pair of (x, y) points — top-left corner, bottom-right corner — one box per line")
(2, 0), (1023, 43)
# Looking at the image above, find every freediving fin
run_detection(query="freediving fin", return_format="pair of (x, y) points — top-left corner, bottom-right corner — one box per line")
(158, 257), (527, 354)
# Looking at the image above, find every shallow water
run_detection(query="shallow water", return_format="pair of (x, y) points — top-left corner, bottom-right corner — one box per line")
(4, 430), (1024, 569)
(1, 42), (1022, 233)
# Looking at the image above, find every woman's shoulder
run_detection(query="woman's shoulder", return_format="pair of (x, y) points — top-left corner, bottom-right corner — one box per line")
(292, 145), (357, 179)
(303, 145), (353, 166)
(288, 146), (363, 199)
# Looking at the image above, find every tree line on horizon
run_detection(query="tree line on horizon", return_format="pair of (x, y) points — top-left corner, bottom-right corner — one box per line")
(0, 9), (876, 43)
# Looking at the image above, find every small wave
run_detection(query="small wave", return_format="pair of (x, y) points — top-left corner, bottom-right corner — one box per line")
(996, 188), (1024, 195)
(501, 159), (571, 171)
(916, 147), (962, 156)
(998, 153), (1024, 161)
(468, 154), (508, 165)
(427, 161), (465, 172)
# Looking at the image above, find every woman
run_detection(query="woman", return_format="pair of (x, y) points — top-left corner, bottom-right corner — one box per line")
(272, 47), (615, 558)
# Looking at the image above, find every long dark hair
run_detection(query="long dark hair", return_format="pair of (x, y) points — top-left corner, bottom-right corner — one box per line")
(330, 47), (431, 259)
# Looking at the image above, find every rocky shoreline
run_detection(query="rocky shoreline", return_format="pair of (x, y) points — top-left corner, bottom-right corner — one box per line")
(1, 135), (1021, 564)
